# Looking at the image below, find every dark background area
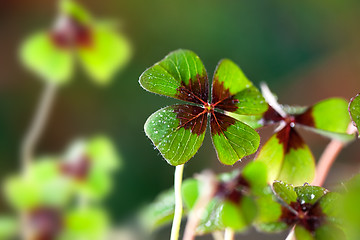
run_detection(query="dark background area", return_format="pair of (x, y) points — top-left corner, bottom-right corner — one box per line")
(1, 0), (360, 239)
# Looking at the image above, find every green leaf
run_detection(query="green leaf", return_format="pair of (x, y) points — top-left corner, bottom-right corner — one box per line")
(300, 125), (354, 143)
(294, 185), (327, 205)
(349, 93), (360, 134)
(139, 188), (175, 231)
(20, 32), (73, 84)
(256, 126), (315, 186)
(295, 225), (315, 240)
(212, 59), (268, 115)
(60, 0), (92, 24)
(4, 159), (73, 209)
(278, 144), (315, 186)
(314, 224), (345, 240)
(242, 161), (268, 195)
(211, 114), (260, 165)
(182, 179), (200, 209)
(221, 196), (257, 231)
(254, 190), (284, 230)
(144, 105), (206, 166)
(86, 135), (121, 172)
(78, 25), (131, 85)
(272, 181), (297, 205)
(139, 49), (207, 102)
(227, 113), (263, 129)
(0, 216), (18, 239)
(197, 199), (224, 234)
(316, 192), (341, 223)
(62, 208), (109, 240)
(296, 98), (350, 135)
(78, 166), (112, 200)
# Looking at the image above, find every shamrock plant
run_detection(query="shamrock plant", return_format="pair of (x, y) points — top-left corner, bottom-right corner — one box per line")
(21, 0), (131, 85)
(141, 162), (268, 235)
(140, 49), (268, 166)
(139, 49), (268, 240)
(258, 181), (344, 240)
(255, 85), (352, 185)
(4, 136), (120, 239)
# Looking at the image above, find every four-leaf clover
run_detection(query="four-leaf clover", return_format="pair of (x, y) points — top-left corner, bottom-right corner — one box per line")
(139, 49), (268, 165)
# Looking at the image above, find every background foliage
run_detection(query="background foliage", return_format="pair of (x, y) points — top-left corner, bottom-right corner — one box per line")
(1, 0), (360, 239)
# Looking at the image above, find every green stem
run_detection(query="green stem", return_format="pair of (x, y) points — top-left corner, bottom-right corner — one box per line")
(20, 82), (57, 240)
(224, 228), (234, 240)
(170, 164), (184, 240)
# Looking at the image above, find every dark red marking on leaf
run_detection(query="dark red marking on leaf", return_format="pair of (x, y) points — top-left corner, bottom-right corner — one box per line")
(59, 156), (91, 181)
(295, 107), (315, 127)
(216, 172), (250, 204)
(210, 111), (237, 136)
(50, 17), (92, 49)
(211, 77), (239, 112)
(276, 125), (306, 153)
(263, 105), (284, 124)
(174, 105), (207, 136)
(280, 199), (326, 233)
(176, 74), (209, 104)
(29, 207), (63, 240)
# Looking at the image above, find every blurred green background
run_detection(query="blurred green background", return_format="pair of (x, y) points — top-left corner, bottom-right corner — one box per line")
(1, 0), (360, 239)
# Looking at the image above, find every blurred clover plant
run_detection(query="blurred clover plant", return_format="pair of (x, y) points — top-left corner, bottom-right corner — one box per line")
(4, 136), (120, 239)
(21, 0), (131, 85)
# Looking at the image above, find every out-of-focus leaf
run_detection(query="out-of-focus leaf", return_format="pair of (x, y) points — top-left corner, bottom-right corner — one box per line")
(86, 135), (121, 172)
(349, 93), (360, 134)
(60, 0), (92, 24)
(314, 224), (345, 240)
(295, 225), (314, 240)
(79, 25), (131, 85)
(4, 159), (73, 209)
(182, 179), (200, 210)
(20, 32), (73, 84)
(61, 208), (109, 240)
(221, 196), (257, 231)
(139, 188), (175, 231)
(0, 216), (18, 239)
(242, 161), (268, 195)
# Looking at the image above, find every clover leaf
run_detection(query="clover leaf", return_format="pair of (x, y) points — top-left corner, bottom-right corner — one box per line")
(20, 0), (131, 85)
(140, 49), (268, 166)
(255, 85), (353, 185)
(257, 181), (344, 240)
(140, 161), (268, 235)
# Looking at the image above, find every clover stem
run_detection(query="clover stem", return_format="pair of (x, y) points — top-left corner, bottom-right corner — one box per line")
(183, 171), (217, 240)
(20, 82), (57, 240)
(170, 164), (185, 240)
(224, 228), (234, 240)
(21, 82), (57, 176)
(312, 123), (357, 186)
(212, 232), (225, 240)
